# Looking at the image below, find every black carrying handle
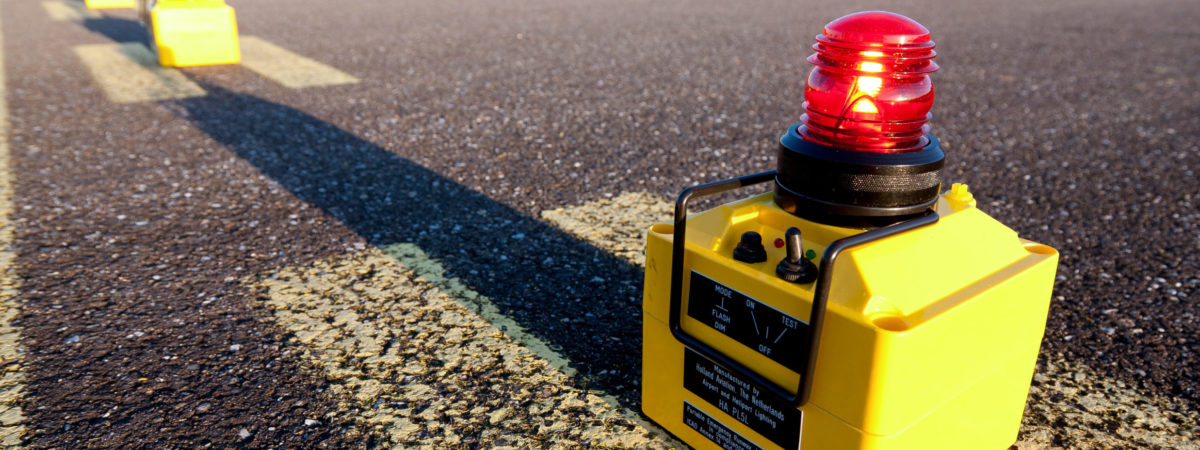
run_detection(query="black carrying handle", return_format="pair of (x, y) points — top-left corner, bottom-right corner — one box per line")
(668, 171), (939, 407)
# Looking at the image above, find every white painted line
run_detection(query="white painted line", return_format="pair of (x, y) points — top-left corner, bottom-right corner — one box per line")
(42, 1), (101, 21)
(0, 4), (26, 447)
(239, 36), (359, 89)
(72, 43), (206, 103)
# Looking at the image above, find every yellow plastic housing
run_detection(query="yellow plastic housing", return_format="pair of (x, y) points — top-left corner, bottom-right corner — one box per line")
(85, 0), (136, 9)
(150, 0), (240, 67)
(642, 191), (1058, 449)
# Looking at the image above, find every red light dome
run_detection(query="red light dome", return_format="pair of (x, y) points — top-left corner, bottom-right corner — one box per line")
(800, 11), (938, 153)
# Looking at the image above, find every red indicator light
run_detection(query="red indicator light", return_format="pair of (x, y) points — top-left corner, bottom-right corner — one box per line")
(774, 237), (785, 248)
(800, 11), (938, 153)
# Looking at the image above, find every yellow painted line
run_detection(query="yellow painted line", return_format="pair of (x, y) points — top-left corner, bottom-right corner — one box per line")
(381, 243), (678, 444)
(238, 36), (359, 89)
(72, 43), (206, 103)
(382, 243), (577, 377)
(545, 192), (1200, 448)
(42, 1), (101, 21)
(1017, 357), (1199, 448)
(540, 191), (672, 267)
(250, 248), (671, 447)
(0, 4), (26, 447)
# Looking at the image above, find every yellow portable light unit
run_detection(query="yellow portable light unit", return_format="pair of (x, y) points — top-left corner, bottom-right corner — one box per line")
(85, 0), (136, 9)
(144, 0), (240, 67)
(640, 11), (1059, 449)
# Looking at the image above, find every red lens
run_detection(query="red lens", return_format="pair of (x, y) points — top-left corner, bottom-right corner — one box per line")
(800, 11), (938, 153)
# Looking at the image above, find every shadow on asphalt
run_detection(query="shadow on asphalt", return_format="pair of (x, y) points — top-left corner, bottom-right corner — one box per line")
(163, 80), (648, 407)
(81, 14), (152, 47)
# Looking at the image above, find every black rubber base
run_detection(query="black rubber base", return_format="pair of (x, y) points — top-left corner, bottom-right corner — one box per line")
(774, 123), (945, 228)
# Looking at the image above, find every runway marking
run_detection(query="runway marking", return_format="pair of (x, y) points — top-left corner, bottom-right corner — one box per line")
(540, 191), (672, 267)
(250, 248), (669, 447)
(238, 36), (359, 89)
(381, 243), (575, 377)
(42, 1), (101, 21)
(0, 4), (26, 447)
(1017, 357), (1199, 448)
(545, 192), (1199, 448)
(72, 43), (206, 103)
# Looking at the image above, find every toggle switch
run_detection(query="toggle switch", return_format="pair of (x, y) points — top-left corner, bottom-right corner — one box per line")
(776, 227), (818, 283)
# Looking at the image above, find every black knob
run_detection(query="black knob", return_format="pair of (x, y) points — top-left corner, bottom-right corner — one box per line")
(732, 231), (768, 263)
(777, 227), (818, 283)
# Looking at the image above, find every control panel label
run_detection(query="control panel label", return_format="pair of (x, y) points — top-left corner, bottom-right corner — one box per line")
(684, 348), (802, 449)
(687, 271), (809, 370)
(683, 401), (763, 450)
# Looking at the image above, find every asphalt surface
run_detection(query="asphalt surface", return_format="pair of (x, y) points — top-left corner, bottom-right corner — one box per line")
(1, 0), (1198, 447)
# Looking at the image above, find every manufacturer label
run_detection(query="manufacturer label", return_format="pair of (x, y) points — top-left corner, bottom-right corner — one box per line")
(683, 401), (763, 450)
(687, 271), (809, 370)
(684, 348), (802, 449)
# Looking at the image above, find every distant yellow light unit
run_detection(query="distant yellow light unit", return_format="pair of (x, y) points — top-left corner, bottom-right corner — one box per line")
(85, 0), (136, 9)
(149, 0), (240, 67)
